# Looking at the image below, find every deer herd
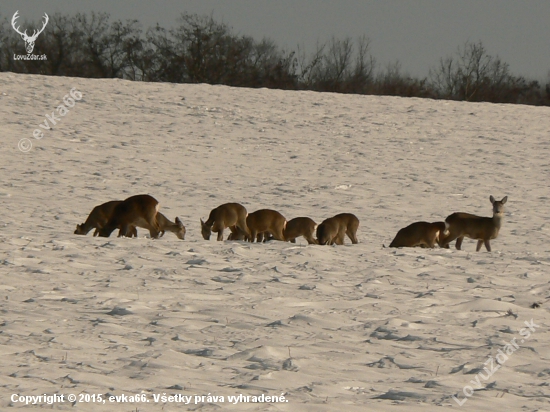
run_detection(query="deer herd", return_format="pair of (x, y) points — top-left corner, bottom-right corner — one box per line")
(74, 194), (507, 252)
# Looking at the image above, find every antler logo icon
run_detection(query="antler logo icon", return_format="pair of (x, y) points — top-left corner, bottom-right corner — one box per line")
(11, 10), (49, 54)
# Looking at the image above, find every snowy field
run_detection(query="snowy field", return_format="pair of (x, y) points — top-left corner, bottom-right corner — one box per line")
(1, 72), (549, 411)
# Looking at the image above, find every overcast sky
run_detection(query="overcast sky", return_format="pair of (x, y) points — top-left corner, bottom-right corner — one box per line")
(2, 0), (549, 80)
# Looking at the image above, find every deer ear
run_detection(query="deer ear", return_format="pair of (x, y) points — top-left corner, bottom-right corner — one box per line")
(20, 34), (25, 40)
(501, 196), (508, 204)
(489, 195), (495, 204)
(200, 218), (204, 225)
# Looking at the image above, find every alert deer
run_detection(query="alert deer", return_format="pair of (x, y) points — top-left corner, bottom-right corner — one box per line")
(75, 200), (137, 237)
(97, 194), (162, 239)
(284, 217), (318, 244)
(439, 196), (507, 252)
(389, 221), (447, 248)
(316, 213), (359, 245)
(234, 209), (286, 243)
(201, 203), (249, 241)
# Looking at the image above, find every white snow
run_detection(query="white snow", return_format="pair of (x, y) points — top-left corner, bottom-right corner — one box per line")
(1, 72), (549, 410)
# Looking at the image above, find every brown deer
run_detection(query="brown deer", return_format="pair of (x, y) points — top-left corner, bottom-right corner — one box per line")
(200, 203), (249, 241)
(439, 196), (507, 251)
(97, 194), (161, 239)
(156, 212), (186, 240)
(316, 213), (359, 245)
(75, 200), (137, 237)
(389, 221), (447, 248)
(244, 209), (287, 243)
(284, 217), (318, 244)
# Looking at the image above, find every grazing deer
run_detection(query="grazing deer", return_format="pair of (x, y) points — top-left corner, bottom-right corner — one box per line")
(284, 217), (318, 244)
(245, 209), (287, 243)
(389, 221), (447, 248)
(75, 200), (137, 237)
(156, 212), (186, 240)
(316, 213), (359, 245)
(439, 196), (507, 252)
(200, 203), (249, 241)
(97, 194), (162, 239)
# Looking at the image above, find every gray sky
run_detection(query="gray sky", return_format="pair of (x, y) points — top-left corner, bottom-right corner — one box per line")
(2, 0), (549, 80)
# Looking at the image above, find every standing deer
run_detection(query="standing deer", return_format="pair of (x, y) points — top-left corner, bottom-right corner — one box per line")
(439, 196), (507, 252)
(284, 217), (318, 244)
(75, 200), (137, 237)
(12, 11), (49, 54)
(316, 213), (359, 245)
(245, 209), (287, 243)
(97, 194), (161, 239)
(77, 199), (185, 239)
(389, 221), (447, 248)
(200, 203), (249, 241)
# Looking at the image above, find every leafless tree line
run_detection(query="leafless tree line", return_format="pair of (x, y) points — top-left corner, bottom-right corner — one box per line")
(1, 12), (548, 105)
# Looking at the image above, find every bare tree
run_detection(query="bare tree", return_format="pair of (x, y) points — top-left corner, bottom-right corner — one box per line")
(1, 11), (547, 105)
(297, 36), (375, 93)
(296, 41), (326, 88)
(430, 41), (514, 102)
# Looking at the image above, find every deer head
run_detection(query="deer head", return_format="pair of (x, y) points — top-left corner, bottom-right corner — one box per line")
(12, 11), (49, 54)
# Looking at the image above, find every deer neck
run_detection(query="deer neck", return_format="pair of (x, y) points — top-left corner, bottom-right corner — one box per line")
(492, 213), (503, 230)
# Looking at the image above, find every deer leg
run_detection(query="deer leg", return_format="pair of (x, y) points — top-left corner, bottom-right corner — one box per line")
(97, 225), (116, 237)
(346, 228), (358, 244)
(483, 240), (491, 252)
(236, 218), (250, 239)
(455, 236), (464, 250)
(118, 225), (130, 237)
(217, 229), (224, 241)
(476, 240), (484, 252)
(439, 234), (451, 247)
(336, 227), (347, 245)
(122, 226), (134, 237)
(438, 230), (457, 248)
(143, 220), (160, 239)
(145, 209), (161, 239)
(229, 225), (246, 241)
(227, 227), (235, 241)
(306, 235), (318, 245)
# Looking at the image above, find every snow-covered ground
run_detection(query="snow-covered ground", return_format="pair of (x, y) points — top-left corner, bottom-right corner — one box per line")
(1, 72), (549, 411)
